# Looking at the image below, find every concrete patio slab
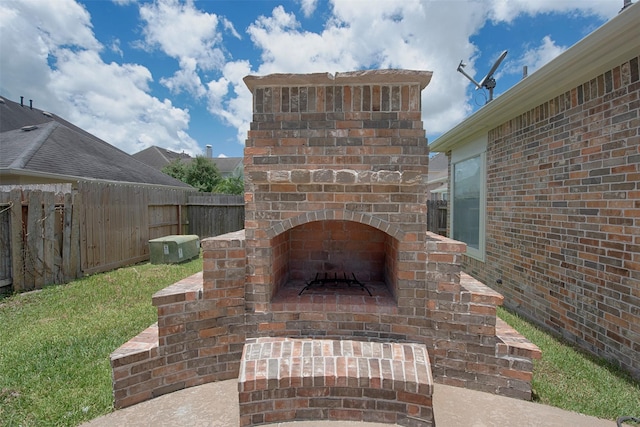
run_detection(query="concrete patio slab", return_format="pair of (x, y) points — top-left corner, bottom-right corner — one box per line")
(82, 379), (616, 427)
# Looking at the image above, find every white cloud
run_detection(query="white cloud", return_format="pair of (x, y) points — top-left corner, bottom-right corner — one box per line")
(139, 0), (226, 96)
(161, 57), (207, 98)
(0, 0), (200, 156)
(222, 17), (242, 40)
(504, 35), (567, 77)
(50, 49), (200, 155)
(486, 0), (618, 23)
(0, 0), (100, 109)
(247, 6), (358, 74)
(110, 38), (124, 57)
(0, 4), (55, 107)
(298, 0), (319, 17)
(206, 60), (254, 149)
(10, 0), (101, 50)
(221, 0), (619, 141)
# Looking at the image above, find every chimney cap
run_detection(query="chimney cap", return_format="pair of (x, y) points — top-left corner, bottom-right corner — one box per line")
(244, 69), (433, 92)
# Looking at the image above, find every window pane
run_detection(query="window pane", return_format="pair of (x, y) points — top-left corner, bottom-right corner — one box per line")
(453, 155), (480, 249)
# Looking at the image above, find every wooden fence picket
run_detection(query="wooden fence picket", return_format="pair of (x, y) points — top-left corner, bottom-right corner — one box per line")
(9, 189), (24, 291)
(43, 191), (56, 285)
(0, 192), (12, 289)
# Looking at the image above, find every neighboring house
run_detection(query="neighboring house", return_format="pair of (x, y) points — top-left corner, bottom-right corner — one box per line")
(212, 156), (243, 178)
(430, 4), (639, 380)
(0, 96), (191, 188)
(133, 145), (243, 178)
(131, 145), (192, 171)
(426, 152), (448, 200)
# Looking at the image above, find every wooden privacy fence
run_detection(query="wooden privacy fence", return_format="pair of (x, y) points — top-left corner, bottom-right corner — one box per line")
(427, 200), (448, 237)
(0, 186), (80, 292)
(1, 182), (246, 293)
(78, 181), (193, 276)
(188, 194), (244, 239)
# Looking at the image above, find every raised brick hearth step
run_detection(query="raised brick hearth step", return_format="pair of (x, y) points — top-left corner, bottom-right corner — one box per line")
(238, 337), (434, 427)
(496, 318), (542, 361)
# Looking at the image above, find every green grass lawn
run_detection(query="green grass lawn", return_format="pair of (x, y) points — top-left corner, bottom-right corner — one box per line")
(498, 307), (640, 421)
(0, 258), (203, 427)
(0, 260), (638, 426)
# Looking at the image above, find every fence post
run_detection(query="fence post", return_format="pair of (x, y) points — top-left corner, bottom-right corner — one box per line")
(43, 191), (56, 285)
(9, 189), (24, 292)
(26, 190), (44, 290)
(73, 187), (83, 278)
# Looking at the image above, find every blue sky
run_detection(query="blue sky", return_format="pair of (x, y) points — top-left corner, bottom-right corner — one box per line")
(0, 0), (622, 158)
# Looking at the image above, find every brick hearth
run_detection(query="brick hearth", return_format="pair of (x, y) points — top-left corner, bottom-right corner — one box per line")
(238, 337), (434, 426)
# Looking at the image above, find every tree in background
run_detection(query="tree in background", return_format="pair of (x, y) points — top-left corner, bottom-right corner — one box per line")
(163, 156), (221, 192)
(162, 158), (189, 182)
(162, 156), (243, 195)
(213, 175), (244, 195)
(185, 156), (222, 192)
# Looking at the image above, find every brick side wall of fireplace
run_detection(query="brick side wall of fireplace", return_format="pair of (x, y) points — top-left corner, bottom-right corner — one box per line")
(111, 230), (541, 408)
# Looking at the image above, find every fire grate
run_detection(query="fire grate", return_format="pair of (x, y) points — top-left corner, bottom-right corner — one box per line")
(299, 272), (373, 296)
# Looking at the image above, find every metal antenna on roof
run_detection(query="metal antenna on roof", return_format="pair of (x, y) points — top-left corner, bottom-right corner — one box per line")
(457, 50), (508, 103)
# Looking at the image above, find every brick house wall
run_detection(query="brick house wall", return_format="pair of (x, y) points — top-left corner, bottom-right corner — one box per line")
(462, 54), (639, 379)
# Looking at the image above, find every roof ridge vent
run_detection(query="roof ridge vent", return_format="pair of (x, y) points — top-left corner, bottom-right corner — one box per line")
(21, 125), (38, 131)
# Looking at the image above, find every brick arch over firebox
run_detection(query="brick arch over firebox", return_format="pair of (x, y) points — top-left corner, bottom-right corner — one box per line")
(265, 210), (428, 304)
(273, 220), (398, 294)
(264, 209), (406, 241)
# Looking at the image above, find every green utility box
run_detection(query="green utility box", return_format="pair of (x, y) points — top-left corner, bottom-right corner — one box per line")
(149, 235), (200, 264)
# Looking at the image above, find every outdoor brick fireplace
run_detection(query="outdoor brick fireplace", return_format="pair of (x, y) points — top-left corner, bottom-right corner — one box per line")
(243, 70), (431, 312)
(110, 70), (541, 416)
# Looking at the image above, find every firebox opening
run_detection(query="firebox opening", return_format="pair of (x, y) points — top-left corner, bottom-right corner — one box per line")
(271, 220), (398, 301)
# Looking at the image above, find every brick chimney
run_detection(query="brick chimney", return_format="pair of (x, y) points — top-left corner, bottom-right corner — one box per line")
(242, 69), (433, 311)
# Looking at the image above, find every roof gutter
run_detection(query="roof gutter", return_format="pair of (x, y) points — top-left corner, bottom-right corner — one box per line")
(0, 168), (195, 191)
(430, 3), (640, 153)
(427, 175), (448, 185)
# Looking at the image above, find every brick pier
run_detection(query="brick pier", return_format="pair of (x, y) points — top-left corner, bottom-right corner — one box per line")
(238, 337), (434, 426)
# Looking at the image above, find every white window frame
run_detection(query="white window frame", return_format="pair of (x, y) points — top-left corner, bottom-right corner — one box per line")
(450, 135), (487, 262)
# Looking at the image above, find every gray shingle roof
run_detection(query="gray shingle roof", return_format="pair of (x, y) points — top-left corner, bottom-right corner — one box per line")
(212, 157), (243, 176)
(132, 145), (192, 170)
(0, 96), (192, 188)
(133, 145), (243, 177)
